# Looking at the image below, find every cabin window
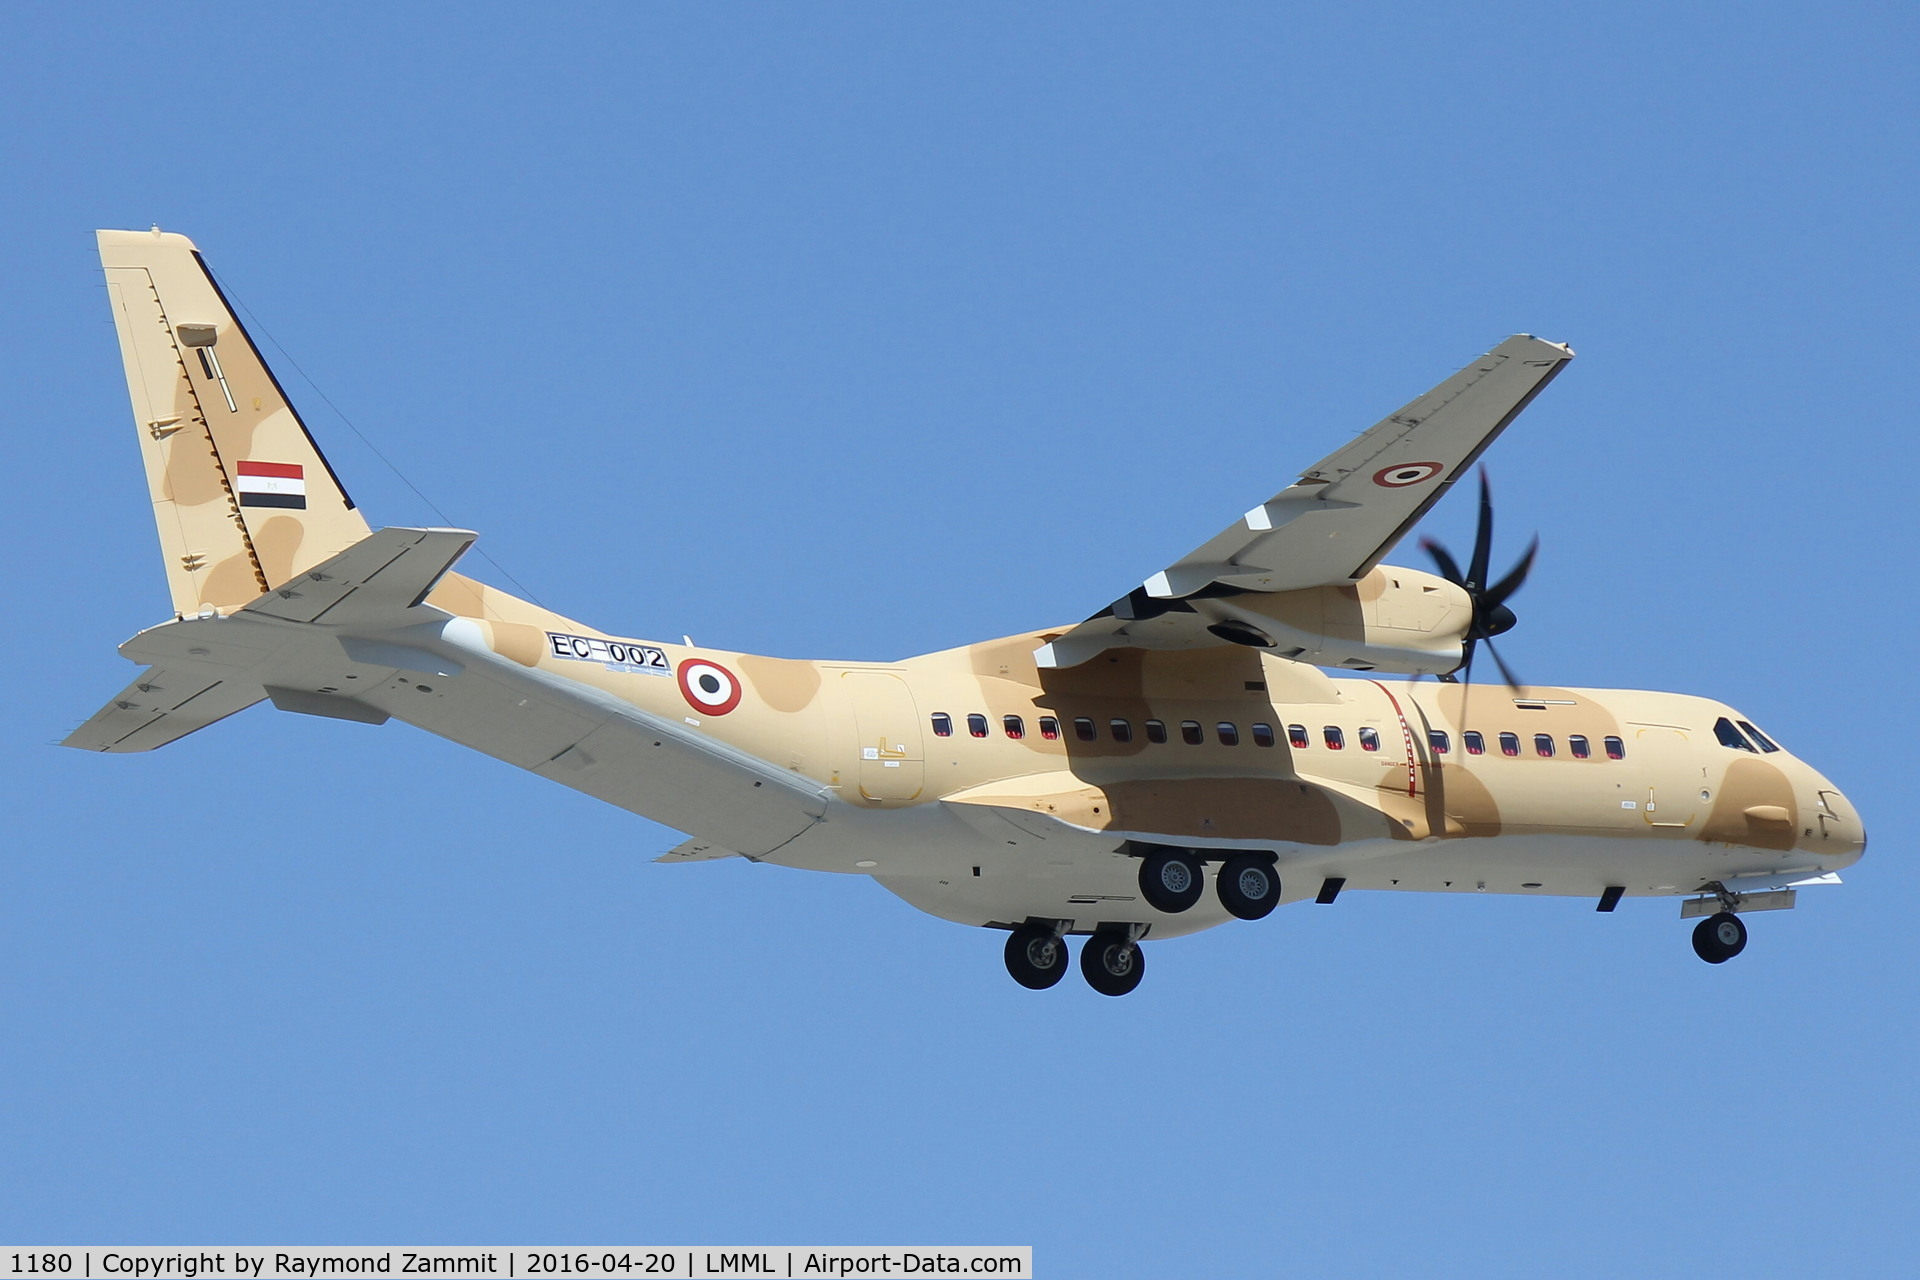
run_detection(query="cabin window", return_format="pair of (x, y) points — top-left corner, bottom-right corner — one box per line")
(1604, 735), (1625, 760)
(1038, 716), (1060, 740)
(931, 713), (953, 738)
(1499, 731), (1520, 757)
(1288, 724), (1310, 749)
(1181, 721), (1205, 745)
(1073, 717), (1097, 741)
(1534, 733), (1555, 757)
(1145, 719), (1168, 744)
(1714, 717), (1758, 752)
(967, 713), (989, 738)
(1428, 730), (1450, 754)
(1109, 718), (1134, 743)
(1003, 715), (1025, 739)
(1217, 722), (1240, 747)
(1358, 726), (1381, 752)
(1252, 723), (1276, 748)
(1464, 731), (1485, 755)
(1324, 726), (1345, 750)
(1738, 720), (1782, 753)
(1569, 734), (1590, 759)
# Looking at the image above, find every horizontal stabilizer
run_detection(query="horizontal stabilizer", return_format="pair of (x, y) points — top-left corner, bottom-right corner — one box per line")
(656, 839), (744, 863)
(243, 527), (477, 626)
(62, 667), (264, 752)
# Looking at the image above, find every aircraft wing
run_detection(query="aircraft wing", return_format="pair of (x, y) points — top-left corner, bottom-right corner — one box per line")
(1037, 335), (1573, 668)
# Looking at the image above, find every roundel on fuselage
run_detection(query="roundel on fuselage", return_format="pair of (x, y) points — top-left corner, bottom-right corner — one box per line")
(678, 659), (743, 715)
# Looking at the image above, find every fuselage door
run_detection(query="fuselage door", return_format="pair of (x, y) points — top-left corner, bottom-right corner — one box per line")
(1634, 726), (1698, 830)
(844, 670), (925, 804)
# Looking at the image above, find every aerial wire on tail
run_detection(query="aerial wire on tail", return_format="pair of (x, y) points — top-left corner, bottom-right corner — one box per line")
(206, 265), (548, 608)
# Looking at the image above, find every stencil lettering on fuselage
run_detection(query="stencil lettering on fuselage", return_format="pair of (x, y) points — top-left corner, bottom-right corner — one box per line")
(546, 631), (671, 675)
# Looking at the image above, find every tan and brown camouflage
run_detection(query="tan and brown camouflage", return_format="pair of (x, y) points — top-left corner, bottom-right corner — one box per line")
(67, 229), (1866, 985)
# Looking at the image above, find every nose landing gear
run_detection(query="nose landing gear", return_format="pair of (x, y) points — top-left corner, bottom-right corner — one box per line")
(1691, 911), (1748, 964)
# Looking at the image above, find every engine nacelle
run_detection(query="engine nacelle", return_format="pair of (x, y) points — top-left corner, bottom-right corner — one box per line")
(1187, 563), (1471, 675)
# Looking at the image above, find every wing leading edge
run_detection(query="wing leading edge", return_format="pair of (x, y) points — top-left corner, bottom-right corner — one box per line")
(1038, 335), (1573, 669)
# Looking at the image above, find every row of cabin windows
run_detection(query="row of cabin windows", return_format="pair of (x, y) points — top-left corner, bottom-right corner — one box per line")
(1426, 730), (1626, 760)
(928, 712), (1626, 759)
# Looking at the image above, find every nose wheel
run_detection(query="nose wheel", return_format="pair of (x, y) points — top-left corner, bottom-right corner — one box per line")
(1691, 911), (1748, 964)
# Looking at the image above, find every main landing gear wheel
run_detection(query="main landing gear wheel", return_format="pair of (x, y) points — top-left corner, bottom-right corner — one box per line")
(1217, 854), (1280, 920)
(1004, 923), (1069, 989)
(1138, 849), (1204, 914)
(1080, 928), (1145, 997)
(1692, 911), (1748, 964)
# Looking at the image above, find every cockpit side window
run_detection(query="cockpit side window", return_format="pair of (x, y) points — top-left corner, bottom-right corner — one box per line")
(1714, 717), (1758, 752)
(1737, 719), (1782, 753)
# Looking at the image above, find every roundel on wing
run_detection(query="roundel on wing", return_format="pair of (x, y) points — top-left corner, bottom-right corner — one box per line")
(678, 659), (743, 715)
(1373, 461), (1445, 488)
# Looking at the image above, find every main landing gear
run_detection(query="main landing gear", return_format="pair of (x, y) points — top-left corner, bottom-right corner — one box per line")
(1137, 848), (1280, 920)
(1002, 921), (1146, 996)
(1003, 922), (1071, 990)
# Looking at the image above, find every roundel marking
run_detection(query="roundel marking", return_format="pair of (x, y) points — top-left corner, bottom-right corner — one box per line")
(678, 659), (743, 716)
(1373, 461), (1445, 488)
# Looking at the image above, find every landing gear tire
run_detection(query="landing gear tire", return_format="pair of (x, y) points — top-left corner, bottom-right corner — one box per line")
(1138, 849), (1204, 914)
(1217, 854), (1280, 920)
(1004, 923), (1069, 989)
(1692, 911), (1748, 964)
(1080, 929), (1145, 997)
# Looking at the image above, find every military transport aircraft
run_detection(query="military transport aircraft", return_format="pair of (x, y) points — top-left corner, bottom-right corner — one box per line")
(68, 228), (1866, 995)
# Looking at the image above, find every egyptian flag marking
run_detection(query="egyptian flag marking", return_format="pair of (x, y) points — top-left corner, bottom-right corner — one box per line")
(236, 460), (307, 509)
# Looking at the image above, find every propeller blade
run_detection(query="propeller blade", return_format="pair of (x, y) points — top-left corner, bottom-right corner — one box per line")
(1484, 536), (1540, 610)
(1485, 636), (1524, 693)
(1467, 469), (1495, 590)
(1421, 537), (1466, 587)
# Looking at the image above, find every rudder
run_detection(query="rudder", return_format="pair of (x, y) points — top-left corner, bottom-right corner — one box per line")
(99, 227), (371, 616)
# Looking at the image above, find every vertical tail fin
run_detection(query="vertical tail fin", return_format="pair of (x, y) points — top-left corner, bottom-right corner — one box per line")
(98, 228), (371, 615)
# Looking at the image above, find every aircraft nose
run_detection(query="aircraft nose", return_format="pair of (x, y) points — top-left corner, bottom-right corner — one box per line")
(1805, 781), (1867, 862)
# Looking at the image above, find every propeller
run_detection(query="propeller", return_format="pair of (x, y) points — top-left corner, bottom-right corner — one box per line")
(1420, 469), (1537, 690)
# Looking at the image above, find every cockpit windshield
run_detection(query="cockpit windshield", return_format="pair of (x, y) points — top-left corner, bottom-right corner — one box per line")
(1714, 717), (1758, 752)
(1737, 719), (1782, 753)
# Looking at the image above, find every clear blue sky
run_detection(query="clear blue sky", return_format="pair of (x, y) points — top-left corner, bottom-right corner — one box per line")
(4, 4), (1915, 1274)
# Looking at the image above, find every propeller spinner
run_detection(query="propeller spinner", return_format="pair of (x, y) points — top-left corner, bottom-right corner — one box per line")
(1420, 469), (1537, 689)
